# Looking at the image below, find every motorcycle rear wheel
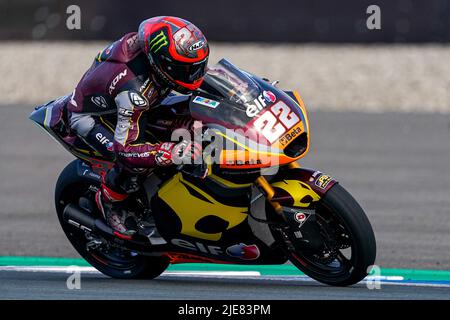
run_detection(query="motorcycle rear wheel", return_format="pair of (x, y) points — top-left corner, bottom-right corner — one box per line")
(54, 160), (169, 279)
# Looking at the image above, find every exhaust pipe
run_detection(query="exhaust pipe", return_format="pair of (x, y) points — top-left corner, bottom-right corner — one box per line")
(63, 203), (115, 238)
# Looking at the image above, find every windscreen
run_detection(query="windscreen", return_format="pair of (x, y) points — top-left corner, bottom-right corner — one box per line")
(203, 59), (260, 105)
(190, 59), (267, 129)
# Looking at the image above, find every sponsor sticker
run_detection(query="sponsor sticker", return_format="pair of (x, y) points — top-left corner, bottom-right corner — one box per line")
(91, 96), (108, 109)
(106, 142), (114, 152)
(109, 69), (127, 94)
(245, 92), (277, 117)
(226, 243), (260, 260)
(294, 212), (307, 223)
(118, 151), (151, 158)
(129, 91), (148, 107)
(95, 132), (110, 145)
(278, 124), (303, 147)
(193, 96), (220, 108)
(171, 239), (223, 255)
(245, 94), (267, 117)
(315, 174), (332, 189)
(81, 169), (101, 180)
(294, 212), (310, 227)
(189, 40), (205, 51)
(118, 107), (133, 117)
(149, 30), (168, 53)
(292, 210), (313, 227)
(263, 90), (276, 103)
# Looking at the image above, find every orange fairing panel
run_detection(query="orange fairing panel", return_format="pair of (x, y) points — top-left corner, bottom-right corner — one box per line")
(219, 149), (295, 169)
(292, 91), (311, 158)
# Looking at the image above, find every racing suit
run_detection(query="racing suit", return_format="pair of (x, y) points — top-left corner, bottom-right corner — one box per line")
(67, 32), (174, 226)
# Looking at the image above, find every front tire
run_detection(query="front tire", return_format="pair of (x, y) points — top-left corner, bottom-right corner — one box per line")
(54, 160), (169, 279)
(270, 183), (376, 286)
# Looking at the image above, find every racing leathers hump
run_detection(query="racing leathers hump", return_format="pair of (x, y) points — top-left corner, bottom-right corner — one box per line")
(67, 32), (170, 169)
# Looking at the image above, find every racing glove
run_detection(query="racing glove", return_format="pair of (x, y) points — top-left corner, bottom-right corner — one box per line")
(155, 140), (202, 166)
(155, 140), (208, 179)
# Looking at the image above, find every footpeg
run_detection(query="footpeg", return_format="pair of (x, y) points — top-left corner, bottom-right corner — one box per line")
(147, 231), (167, 246)
(146, 225), (167, 245)
(138, 219), (167, 245)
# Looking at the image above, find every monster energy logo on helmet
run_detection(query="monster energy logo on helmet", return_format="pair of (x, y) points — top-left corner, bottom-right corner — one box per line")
(149, 31), (168, 53)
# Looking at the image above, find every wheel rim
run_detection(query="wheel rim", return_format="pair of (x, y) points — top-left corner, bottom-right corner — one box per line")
(286, 202), (357, 278)
(58, 181), (143, 272)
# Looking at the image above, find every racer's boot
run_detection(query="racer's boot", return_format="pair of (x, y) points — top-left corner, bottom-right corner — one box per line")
(95, 186), (137, 238)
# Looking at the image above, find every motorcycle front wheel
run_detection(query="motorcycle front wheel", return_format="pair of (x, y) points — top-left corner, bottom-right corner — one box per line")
(268, 183), (376, 286)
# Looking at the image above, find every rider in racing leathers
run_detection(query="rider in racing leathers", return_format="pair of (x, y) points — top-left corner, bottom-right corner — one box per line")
(66, 16), (209, 237)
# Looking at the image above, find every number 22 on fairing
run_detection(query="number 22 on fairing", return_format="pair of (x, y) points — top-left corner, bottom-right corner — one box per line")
(253, 101), (300, 143)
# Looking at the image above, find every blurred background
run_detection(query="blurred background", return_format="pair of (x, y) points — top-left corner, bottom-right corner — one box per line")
(0, 0), (449, 270)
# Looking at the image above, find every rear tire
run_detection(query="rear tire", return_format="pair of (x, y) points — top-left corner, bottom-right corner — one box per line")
(55, 160), (169, 279)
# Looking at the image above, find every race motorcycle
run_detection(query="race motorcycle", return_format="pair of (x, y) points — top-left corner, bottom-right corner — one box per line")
(29, 59), (376, 286)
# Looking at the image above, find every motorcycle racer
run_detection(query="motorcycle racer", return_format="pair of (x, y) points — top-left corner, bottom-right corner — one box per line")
(65, 16), (209, 237)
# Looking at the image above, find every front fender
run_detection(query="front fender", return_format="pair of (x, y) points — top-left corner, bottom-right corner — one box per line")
(270, 167), (338, 208)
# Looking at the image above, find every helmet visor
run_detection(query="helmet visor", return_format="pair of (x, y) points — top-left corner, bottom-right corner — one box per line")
(159, 58), (208, 85)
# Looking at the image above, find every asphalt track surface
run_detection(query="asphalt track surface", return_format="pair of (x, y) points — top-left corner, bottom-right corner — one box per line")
(1, 267), (449, 300)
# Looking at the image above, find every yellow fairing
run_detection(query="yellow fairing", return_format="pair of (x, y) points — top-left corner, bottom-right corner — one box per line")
(158, 173), (248, 241)
(208, 174), (252, 188)
(271, 180), (321, 207)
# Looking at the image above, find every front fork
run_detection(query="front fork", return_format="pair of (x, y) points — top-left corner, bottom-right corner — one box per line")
(255, 162), (301, 215)
(255, 162), (300, 215)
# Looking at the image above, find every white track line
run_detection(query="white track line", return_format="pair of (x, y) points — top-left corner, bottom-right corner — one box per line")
(0, 266), (99, 273)
(1, 266), (450, 288)
(0, 266), (260, 277)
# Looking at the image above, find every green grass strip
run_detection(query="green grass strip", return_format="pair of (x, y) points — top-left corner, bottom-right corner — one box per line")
(1, 256), (449, 282)
(0, 256), (90, 267)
